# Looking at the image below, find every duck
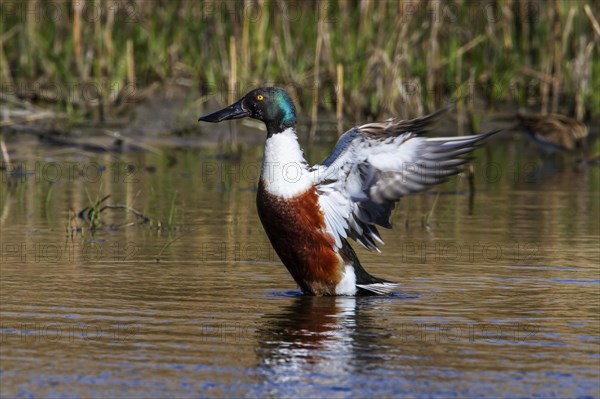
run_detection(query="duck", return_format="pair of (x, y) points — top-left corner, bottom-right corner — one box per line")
(199, 87), (498, 296)
(516, 112), (589, 154)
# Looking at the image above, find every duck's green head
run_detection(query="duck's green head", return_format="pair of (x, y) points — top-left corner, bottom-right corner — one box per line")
(198, 87), (297, 134)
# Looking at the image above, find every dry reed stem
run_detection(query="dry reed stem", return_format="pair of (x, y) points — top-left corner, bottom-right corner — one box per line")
(229, 36), (237, 104)
(584, 4), (600, 36)
(309, 19), (323, 143)
(127, 40), (135, 89)
(242, 0), (250, 77)
(427, 1), (441, 110)
(551, 1), (562, 114)
(0, 29), (15, 87)
(502, 0), (514, 50)
(105, 4), (115, 81)
(72, 1), (82, 78)
(455, 50), (464, 136)
(0, 135), (10, 164)
(0, 111), (57, 127)
(521, 67), (558, 83)
(336, 63), (344, 135)
(229, 36), (238, 147)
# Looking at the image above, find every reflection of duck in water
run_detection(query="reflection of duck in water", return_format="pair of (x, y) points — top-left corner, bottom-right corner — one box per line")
(517, 112), (589, 154)
(255, 296), (384, 381)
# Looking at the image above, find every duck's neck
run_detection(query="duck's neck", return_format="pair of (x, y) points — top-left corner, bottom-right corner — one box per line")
(260, 127), (312, 199)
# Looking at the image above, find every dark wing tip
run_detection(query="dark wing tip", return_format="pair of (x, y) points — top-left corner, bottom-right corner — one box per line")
(358, 108), (452, 138)
(476, 128), (503, 141)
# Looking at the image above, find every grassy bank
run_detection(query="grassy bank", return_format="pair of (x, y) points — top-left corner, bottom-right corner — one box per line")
(1, 0), (598, 125)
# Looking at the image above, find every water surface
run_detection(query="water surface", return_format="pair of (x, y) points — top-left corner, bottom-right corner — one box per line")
(1, 131), (599, 398)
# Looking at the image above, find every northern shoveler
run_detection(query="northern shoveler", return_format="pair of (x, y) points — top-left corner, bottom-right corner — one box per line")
(517, 112), (589, 154)
(199, 87), (498, 296)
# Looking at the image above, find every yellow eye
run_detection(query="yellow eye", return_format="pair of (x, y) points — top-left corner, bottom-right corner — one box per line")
(257, 95), (264, 101)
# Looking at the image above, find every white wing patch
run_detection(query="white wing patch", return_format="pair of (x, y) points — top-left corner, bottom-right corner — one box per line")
(316, 179), (354, 248)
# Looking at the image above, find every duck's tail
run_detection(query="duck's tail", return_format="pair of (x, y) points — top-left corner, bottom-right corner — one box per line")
(340, 239), (398, 296)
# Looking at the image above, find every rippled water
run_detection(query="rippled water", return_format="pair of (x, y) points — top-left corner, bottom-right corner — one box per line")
(1, 131), (599, 398)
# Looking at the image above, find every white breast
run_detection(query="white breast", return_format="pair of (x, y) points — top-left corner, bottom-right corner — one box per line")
(261, 128), (313, 199)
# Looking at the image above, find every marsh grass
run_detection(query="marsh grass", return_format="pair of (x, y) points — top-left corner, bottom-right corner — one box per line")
(165, 190), (178, 230)
(83, 188), (109, 231)
(69, 186), (151, 235)
(1, 1), (598, 124)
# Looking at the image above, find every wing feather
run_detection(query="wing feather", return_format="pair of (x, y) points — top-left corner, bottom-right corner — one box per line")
(314, 115), (499, 251)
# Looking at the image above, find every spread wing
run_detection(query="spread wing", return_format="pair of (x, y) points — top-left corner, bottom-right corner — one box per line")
(312, 114), (499, 251)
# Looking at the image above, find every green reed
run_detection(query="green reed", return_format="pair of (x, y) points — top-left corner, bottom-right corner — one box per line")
(1, 0), (598, 122)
